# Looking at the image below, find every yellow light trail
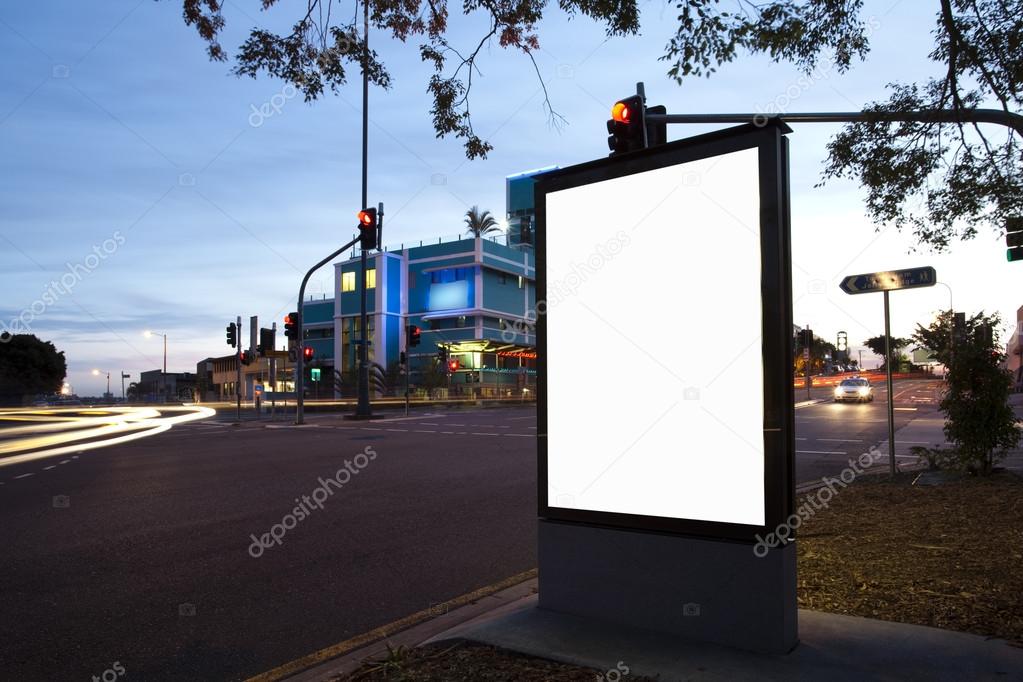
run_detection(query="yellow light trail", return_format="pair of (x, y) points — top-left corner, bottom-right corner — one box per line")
(0, 406), (216, 468)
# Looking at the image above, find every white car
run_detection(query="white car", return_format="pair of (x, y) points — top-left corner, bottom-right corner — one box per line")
(834, 378), (874, 403)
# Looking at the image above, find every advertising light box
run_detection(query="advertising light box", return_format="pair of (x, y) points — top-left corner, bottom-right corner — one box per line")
(536, 124), (794, 542)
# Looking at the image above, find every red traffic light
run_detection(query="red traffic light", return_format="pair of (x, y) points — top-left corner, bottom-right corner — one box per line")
(285, 313), (296, 325)
(448, 359), (459, 371)
(611, 101), (631, 123)
(358, 209), (376, 226)
(303, 346), (314, 360)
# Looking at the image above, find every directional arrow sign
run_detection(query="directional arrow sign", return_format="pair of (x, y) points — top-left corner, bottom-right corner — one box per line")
(839, 266), (936, 295)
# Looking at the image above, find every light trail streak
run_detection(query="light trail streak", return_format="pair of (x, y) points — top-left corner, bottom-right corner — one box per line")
(0, 406), (216, 468)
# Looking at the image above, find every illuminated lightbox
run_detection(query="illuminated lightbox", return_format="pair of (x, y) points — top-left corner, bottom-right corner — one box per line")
(536, 124), (794, 541)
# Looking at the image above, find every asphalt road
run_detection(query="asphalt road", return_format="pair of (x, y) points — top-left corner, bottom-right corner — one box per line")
(0, 379), (943, 680)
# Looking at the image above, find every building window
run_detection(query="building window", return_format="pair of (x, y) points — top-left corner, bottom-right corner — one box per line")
(342, 269), (376, 291)
(518, 275), (524, 289)
(499, 318), (507, 330)
(457, 315), (467, 328)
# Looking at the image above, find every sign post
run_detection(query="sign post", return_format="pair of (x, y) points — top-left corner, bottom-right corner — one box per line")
(840, 266), (936, 476)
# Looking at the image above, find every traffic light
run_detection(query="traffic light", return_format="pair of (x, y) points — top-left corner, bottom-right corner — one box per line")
(303, 346), (314, 361)
(606, 95), (646, 156)
(239, 350), (252, 366)
(801, 329), (814, 347)
(448, 359), (459, 373)
(358, 208), (378, 250)
(226, 322), (237, 348)
(258, 327), (275, 357)
(436, 345), (449, 364)
(1007, 217), (1023, 262)
(399, 351), (407, 365)
(977, 322), (994, 348)
(836, 331), (848, 352)
(408, 324), (421, 347)
(284, 312), (299, 345)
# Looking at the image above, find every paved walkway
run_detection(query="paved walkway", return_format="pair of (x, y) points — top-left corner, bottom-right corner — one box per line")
(428, 592), (1023, 682)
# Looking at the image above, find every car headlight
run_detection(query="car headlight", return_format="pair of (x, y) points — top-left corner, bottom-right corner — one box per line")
(858, 387), (870, 396)
(834, 387), (842, 396)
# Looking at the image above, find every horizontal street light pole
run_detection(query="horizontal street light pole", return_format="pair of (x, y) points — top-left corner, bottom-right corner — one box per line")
(646, 108), (1023, 136)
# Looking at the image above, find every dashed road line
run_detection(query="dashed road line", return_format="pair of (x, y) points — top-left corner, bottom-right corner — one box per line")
(796, 450), (845, 455)
(471, 432), (500, 436)
(43, 465), (56, 470)
(413, 430), (436, 433)
(13, 472), (34, 479)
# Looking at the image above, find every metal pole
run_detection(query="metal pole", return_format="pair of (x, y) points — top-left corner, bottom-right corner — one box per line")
(236, 315), (242, 422)
(270, 321), (277, 421)
(162, 334), (167, 401)
(355, 0), (373, 419)
(404, 320), (410, 417)
(805, 326), (811, 401)
(646, 108), (1023, 136)
(296, 236), (362, 424)
(883, 291), (896, 477)
(121, 372), (125, 401)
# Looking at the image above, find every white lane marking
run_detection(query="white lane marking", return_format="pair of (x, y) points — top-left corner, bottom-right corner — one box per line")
(14, 472), (34, 479)
(504, 433), (532, 437)
(361, 427), (383, 431)
(421, 423), (439, 426)
(894, 407), (917, 411)
(60, 459), (70, 464)
(413, 430), (437, 433)
(796, 450), (845, 455)
(449, 423), (465, 426)
(440, 431), (454, 434)
(818, 438), (863, 442)
(385, 428), (408, 432)
(527, 426), (537, 430)
(506, 416), (534, 420)
(43, 465), (56, 470)
(471, 432), (500, 436)
(795, 437), (808, 441)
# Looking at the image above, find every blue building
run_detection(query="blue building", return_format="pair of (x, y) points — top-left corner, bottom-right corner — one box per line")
(295, 169), (549, 397)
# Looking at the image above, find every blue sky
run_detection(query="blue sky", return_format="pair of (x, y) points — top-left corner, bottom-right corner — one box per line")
(2, 0), (1021, 395)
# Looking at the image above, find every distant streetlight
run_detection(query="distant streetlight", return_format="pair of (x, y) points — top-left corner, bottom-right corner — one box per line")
(92, 369), (111, 399)
(144, 330), (168, 400)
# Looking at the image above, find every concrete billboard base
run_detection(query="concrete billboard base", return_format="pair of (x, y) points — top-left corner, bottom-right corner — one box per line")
(537, 520), (798, 654)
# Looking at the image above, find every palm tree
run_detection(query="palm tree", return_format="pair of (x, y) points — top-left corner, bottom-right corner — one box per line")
(464, 206), (501, 238)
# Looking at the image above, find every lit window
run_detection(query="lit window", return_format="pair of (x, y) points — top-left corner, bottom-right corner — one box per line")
(342, 271), (355, 292)
(366, 269), (376, 289)
(518, 276), (524, 289)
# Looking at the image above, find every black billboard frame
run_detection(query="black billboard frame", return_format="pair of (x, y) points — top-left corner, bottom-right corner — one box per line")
(535, 121), (795, 544)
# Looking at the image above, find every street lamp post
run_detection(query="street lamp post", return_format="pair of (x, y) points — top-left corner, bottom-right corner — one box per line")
(936, 281), (954, 373)
(92, 369), (110, 401)
(144, 331), (168, 401)
(121, 372), (130, 401)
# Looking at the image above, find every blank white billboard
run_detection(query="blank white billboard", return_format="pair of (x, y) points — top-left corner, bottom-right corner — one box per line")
(544, 147), (765, 526)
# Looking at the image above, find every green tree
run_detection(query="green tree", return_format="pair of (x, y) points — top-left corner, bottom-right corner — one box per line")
(863, 335), (912, 370)
(915, 311), (1019, 474)
(794, 332), (836, 374)
(0, 334), (67, 405)
(174, 1), (1021, 250)
(463, 206), (501, 238)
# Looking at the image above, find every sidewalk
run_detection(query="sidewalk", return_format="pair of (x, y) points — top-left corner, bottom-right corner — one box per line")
(425, 591), (1023, 682)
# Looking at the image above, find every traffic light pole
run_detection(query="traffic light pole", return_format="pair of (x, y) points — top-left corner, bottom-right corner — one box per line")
(355, 0), (373, 420)
(295, 236), (361, 425)
(235, 315), (241, 423)
(644, 108), (1023, 136)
